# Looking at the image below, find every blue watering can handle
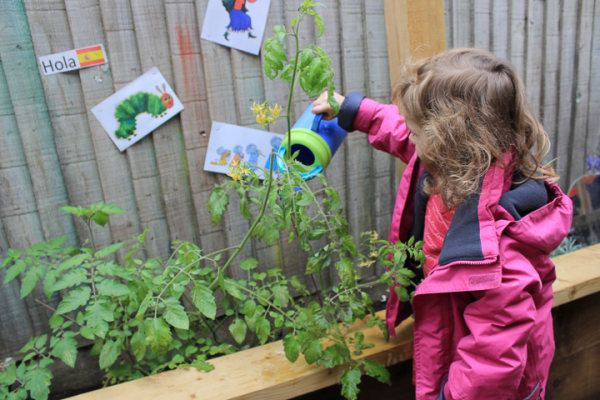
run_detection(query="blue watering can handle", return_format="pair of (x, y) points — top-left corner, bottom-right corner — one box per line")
(311, 112), (323, 132)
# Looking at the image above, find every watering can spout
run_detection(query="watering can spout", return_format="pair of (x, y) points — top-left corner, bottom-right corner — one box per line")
(276, 104), (348, 180)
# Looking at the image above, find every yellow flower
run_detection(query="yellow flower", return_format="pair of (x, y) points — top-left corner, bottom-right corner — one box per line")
(269, 104), (282, 118)
(251, 102), (264, 114)
(227, 167), (241, 181)
(240, 165), (251, 175)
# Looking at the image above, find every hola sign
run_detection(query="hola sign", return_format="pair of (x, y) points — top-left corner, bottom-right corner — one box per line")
(38, 44), (107, 75)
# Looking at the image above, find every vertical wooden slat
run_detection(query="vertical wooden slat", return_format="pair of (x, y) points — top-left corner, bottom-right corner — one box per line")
(59, 0), (142, 258)
(542, 0), (561, 167)
(228, 17), (278, 275)
(316, 0), (346, 214)
(473, 0), (491, 50)
(164, 0), (225, 255)
(195, 0), (252, 272)
(587, 0), (600, 157)
(443, 0), (453, 49)
(556, 1), (578, 188)
(491, 0), (509, 60)
(97, 0), (169, 258)
(452, 0), (472, 48)
(256, 0), (309, 281)
(24, 1), (112, 248)
(129, 0), (198, 248)
(365, 0), (395, 270)
(339, 0), (374, 248)
(0, 40), (46, 361)
(570, 0), (596, 183)
(510, 1), (527, 79)
(0, 0), (76, 244)
(525, 0), (545, 117)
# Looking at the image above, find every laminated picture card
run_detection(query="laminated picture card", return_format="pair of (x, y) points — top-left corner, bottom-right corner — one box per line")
(201, 0), (271, 55)
(92, 67), (184, 151)
(204, 121), (283, 179)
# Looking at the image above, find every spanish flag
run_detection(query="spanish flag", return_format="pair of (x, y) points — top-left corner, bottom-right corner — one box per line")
(76, 45), (106, 67)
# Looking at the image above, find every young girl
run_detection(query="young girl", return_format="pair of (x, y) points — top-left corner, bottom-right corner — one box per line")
(312, 48), (572, 400)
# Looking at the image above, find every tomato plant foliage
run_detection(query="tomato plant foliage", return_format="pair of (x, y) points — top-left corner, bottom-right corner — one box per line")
(0, 2), (424, 399)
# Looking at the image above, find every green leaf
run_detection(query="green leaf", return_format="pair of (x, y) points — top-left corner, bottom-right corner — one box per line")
(283, 334), (300, 362)
(222, 278), (245, 300)
(99, 339), (122, 369)
(0, 361), (16, 385)
(58, 253), (90, 271)
(241, 299), (256, 317)
(84, 302), (114, 339)
(319, 344), (349, 369)
(56, 286), (91, 314)
(362, 359), (391, 385)
(144, 317), (172, 355)
(254, 316), (271, 345)
(52, 269), (88, 292)
(290, 276), (310, 296)
(229, 318), (247, 345)
(51, 335), (78, 368)
(95, 242), (125, 259)
(239, 258), (258, 271)
(21, 266), (44, 298)
(191, 282), (217, 320)
(96, 279), (130, 297)
(207, 186), (229, 225)
(91, 212), (109, 227)
(340, 367), (362, 400)
(4, 260), (25, 284)
(24, 367), (52, 400)
(271, 284), (289, 307)
(303, 339), (322, 364)
(97, 203), (125, 215)
(164, 298), (190, 330)
(128, 332), (145, 363)
(335, 258), (355, 286)
(191, 358), (215, 372)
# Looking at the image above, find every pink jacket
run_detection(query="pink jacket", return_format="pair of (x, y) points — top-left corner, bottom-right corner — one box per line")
(337, 94), (573, 400)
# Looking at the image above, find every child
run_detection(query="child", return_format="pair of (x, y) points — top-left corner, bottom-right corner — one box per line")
(312, 48), (572, 400)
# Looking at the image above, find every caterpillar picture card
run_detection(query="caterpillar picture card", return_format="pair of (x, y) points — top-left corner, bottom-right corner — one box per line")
(204, 121), (283, 179)
(91, 67), (183, 151)
(201, 0), (271, 55)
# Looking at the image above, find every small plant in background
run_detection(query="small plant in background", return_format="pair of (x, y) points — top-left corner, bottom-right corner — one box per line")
(586, 153), (600, 173)
(0, 2), (424, 400)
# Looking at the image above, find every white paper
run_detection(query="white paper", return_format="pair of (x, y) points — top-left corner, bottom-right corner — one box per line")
(91, 67), (184, 151)
(201, 0), (271, 55)
(204, 121), (283, 178)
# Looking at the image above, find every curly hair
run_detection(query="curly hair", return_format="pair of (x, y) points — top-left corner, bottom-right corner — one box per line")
(392, 48), (557, 208)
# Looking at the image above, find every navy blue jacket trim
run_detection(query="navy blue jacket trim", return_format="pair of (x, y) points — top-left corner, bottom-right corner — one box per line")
(439, 191), (485, 266)
(337, 92), (366, 131)
(499, 178), (547, 221)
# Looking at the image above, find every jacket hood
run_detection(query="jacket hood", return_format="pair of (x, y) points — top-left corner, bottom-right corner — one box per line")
(497, 178), (573, 254)
(417, 159), (573, 267)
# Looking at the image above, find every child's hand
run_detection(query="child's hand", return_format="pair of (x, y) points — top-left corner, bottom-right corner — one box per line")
(312, 91), (345, 120)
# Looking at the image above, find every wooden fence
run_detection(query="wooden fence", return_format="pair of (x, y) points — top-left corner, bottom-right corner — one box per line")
(1, 0), (599, 367)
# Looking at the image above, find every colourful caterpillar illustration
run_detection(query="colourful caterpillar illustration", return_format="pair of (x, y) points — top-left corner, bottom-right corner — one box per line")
(114, 84), (174, 140)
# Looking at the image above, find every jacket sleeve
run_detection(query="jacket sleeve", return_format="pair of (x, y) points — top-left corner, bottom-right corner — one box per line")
(337, 92), (416, 164)
(444, 262), (540, 399)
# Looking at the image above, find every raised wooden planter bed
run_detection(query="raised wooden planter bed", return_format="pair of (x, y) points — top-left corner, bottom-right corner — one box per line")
(66, 244), (600, 400)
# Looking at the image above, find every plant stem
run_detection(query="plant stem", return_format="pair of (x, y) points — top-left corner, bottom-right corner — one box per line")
(34, 299), (79, 325)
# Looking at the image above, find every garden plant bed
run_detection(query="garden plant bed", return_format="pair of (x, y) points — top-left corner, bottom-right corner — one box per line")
(65, 243), (600, 400)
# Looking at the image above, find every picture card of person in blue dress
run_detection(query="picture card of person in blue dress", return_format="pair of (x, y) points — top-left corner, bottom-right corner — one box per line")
(91, 67), (184, 151)
(203, 121), (283, 179)
(201, 0), (271, 55)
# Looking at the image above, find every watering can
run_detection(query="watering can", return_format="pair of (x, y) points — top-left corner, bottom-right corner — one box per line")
(276, 104), (348, 180)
